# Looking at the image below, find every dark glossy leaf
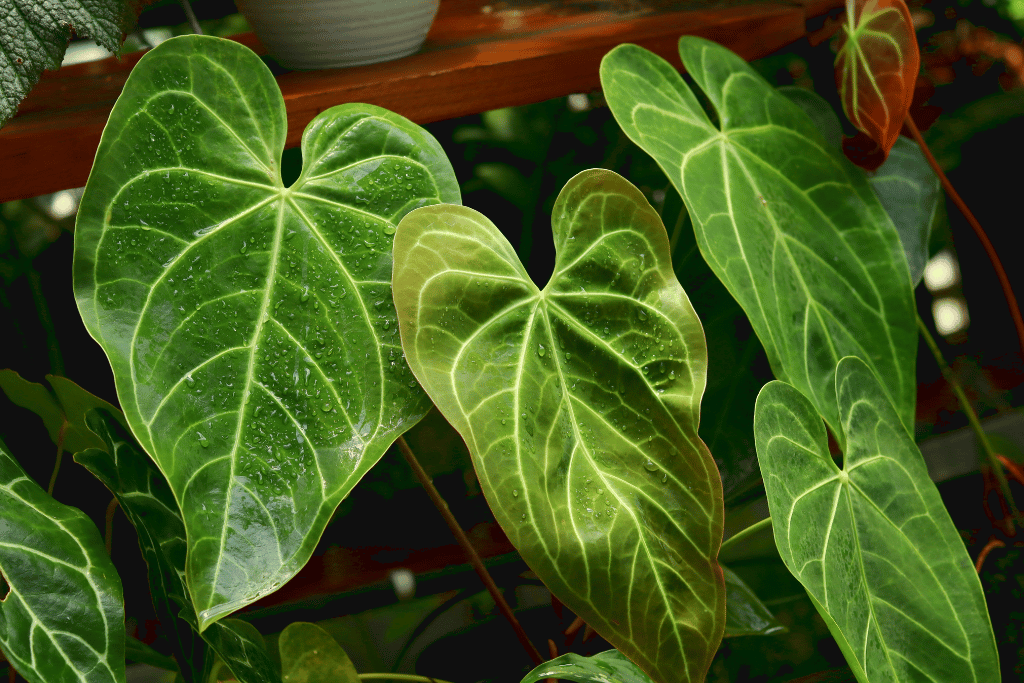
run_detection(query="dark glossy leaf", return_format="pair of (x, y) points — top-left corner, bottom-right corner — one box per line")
(124, 636), (181, 672)
(394, 169), (725, 683)
(0, 438), (125, 683)
(754, 356), (999, 682)
(600, 37), (917, 439)
(198, 619), (278, 683)
(77, 409), (280, 683)
(867, 137), (943, 287)
(73, 34), (459, 629)
(279, 622), (359, 683)
(723, 565), (784, 638)
(0, 370), (127, 455)
(520, 649), (653, 683)
(835, 0), (920, 158)
(0, 0), (138, 126)
(76, 409), (204, 683)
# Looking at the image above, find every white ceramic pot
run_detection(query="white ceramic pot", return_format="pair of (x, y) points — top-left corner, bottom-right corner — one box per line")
(235, 0), (441, 70)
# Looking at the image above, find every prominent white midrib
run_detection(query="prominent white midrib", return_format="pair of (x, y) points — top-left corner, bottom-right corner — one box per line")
(202, 195), (287, 624)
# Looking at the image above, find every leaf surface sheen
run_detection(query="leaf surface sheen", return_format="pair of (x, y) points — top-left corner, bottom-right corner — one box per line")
(520, 649), (655, 683)
(835, 0), (920, 157)
(73, 34), (459, 629)
(600, 37), (917, 440)
(755, 357), (999, 683)
(76, 409), (280, 683)
(394, 169), (725, 683)
(0, 439), (125, 683)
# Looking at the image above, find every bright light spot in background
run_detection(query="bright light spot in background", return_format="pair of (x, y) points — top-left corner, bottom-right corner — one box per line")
(389, 568), (415, 600)
(142, 28), (175, 47)
(567, 93), (590, 112)
(923, 250), (960, 292)
(933, 297), (970, 336)
(47, 190), (79, 220)
(62, 41), (112, 66)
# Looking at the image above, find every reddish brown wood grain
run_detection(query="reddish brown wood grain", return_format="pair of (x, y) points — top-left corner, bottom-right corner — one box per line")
(0, 0), (842, 203)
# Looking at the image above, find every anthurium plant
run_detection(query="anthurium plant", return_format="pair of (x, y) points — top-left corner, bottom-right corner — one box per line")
(0, 0), (1010, 679)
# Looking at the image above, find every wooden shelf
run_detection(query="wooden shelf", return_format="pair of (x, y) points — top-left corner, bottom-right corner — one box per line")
(0, 0), (842, 203)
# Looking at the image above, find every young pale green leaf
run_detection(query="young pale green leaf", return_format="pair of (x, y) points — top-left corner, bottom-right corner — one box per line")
(835, 0), (920, 158)
(0, 370), (127, 455)
(520, 649), (654, 683)
(279, 622), (359, 683)
(77, 409), (281, 683)
(754, 356), (999, 682)
(394, 169), (725, 683)
(722, 565), (784, 638)
(0, 0), (138, 126)
(73, 34), (459, 630)
(600, 37), (917, 440)
(0, 439), (125, 683)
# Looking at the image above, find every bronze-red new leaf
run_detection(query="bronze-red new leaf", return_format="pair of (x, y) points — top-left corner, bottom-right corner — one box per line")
(835, 0), (920, 158)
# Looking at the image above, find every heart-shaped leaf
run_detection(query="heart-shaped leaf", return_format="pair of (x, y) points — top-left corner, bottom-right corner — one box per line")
(394, 169), (725, 683)
(754, 356), (999, 682)
(279, 622), (359, 683)
(520, 649), (654, 683)
(0, 438), (125, 683)
(835, 0), (920, 158)
(73, 34), (459, 630)
(600, 37), (917, 439)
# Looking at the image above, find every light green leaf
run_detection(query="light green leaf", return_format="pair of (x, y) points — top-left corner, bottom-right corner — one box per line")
(600, 37), (917, 439)
(394, 168), (725, 683)
(520, 649), (653, 683)
(777, 85), (843, 150)
(723, 565), (784, 638)
(73, 34), (459, 629)
(0, 439), (125, 683)
(0, 370), (127, 456)
(1, 0), (138, 126)
(77, 409), (281, 683)
(754, 356), (1000, 682)
(867, 137), (943, 287)
(279, 622), (359, 683)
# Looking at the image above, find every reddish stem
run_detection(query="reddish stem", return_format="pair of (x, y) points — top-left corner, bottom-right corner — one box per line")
(903, 114), (1024, 358)
(975, 537), (1006, 573)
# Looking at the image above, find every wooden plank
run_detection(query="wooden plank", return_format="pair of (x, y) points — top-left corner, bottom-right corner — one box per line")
(0, 0), (841, 203)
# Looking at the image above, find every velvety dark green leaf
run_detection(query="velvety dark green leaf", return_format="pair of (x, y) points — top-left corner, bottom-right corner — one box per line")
(124, 636), (181, 672)
(600, 37), (917, 440)
(520, 649), (653, 683)
(198, 619), (278, 683)
(77, 409), (280, 683)
(723, 565), (784, 638)
(0, 438), (125, 683)
(394, 168), (725, 683)
(73, 34), (459, 629)
(76, 409), (204, 683)
(0, 0), (138, 126)
(754, 356), (999, 682)
(867, 137), (943, 287)
(0, 370), (127, 455)
(777, 86), (843, 151)
(279, 622), (359, 683)
(774, 87), (943, 288)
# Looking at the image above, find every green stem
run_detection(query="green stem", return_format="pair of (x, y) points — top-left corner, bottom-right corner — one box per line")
(720, 516), (772, 556)
(359, 675), (454, 683)
(917, 315), (1022, 528)
(395, 437), (544, 666)
(46, 422), (66, 496)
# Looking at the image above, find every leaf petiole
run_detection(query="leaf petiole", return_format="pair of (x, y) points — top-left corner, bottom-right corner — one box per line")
(719, 516), (772, 556)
